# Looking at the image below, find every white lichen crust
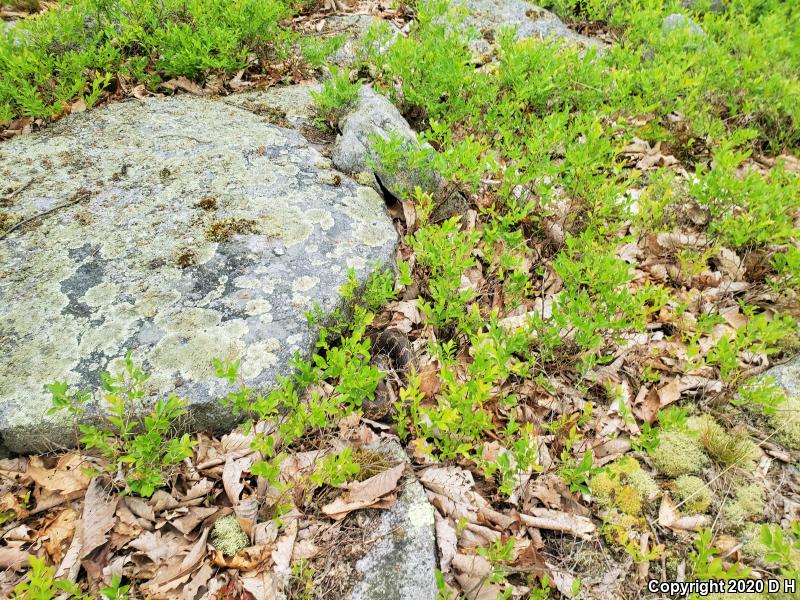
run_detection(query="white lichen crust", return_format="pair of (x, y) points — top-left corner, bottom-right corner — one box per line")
(0, 95), (397, 452)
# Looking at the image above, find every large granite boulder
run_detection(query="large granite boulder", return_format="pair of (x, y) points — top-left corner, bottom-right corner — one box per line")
(0, 95), (397, 453)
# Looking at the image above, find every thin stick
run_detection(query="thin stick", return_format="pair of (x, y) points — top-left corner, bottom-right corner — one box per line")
(0, 192), (90, 241)
(1, 177), (34, 203)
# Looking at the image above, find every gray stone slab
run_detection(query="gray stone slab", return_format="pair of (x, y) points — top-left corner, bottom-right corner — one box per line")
(225, 83), (322, 130)
(0, 95), (397, 453)
(348, 440), (438, 600)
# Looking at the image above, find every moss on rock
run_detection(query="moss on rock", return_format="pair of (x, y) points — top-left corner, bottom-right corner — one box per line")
(651, 431), (710, 476)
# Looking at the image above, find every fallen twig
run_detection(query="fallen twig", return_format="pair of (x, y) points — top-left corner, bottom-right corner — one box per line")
(0, 192), (90, 241)
(1, 177), (34, 203)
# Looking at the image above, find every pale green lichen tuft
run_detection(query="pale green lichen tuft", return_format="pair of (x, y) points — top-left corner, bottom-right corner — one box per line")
(211, 515), (250, 556)
(673, 475), (712, 514)
(771, 395), (800, 450)
(723, 483), (766, 531)
(650, 431), (710, 477)
(741, 522), (770, 560)
(600, 511), (643, 546)
(589, 456), (658, 516)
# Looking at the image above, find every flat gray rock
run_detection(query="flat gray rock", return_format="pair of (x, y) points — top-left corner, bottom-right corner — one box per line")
(348, 441), (438, 600)
(462, 0), (603, 59)
(225, 83), (321, 130)
(0, 96), (397, 453)
(766, 355), (800, 397)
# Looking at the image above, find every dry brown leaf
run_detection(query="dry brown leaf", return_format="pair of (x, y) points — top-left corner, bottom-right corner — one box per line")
(240, 571), (279, 599)
(56, 521), (83, 582)
(181, 561), (215, 600)
(657, 378), (681, 408)
(321, 462), (405, 520)
(272, 519), (297, 583)
(43, 508), (78, 563)
(150, 490), (180, 513)
(0, 546), (31, 571)
(518, 508), (595, 540)
(80, 478), (118, 559)
(211, 544), (272, 571)
(658, 496), (709, 532)
(142, 528), (210, 595)
(452, 553), (499, 600)
(633, 386), (660, 426)
(182, 478), (216, 502)
(546, 559), (579, 598)
(162, 76), (208, 95)
(69, 98), (86, 114)
(28, 453), (91, 495)
(172, 507), (219, 535)
(223, 456), (247, 506)
(125, 496), (155, 522)
(434, 512), (458, 574)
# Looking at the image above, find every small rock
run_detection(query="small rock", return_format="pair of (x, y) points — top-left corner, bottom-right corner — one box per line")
(347, 440), (438, 600)
(462, 0), (603, 60)
(325, 15), (402, 67)
(333, 85), (442, 201)
(662, 13), (707, 38)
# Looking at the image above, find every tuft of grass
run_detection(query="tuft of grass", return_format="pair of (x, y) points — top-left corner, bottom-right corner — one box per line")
(310, 65), (360, 130)
(691, 415), (761, 470)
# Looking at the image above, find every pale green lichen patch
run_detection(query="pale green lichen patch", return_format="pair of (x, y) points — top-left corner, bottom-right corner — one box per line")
(0, 95), (397, 452)
(211, 515), (250, 556)
(651, 431), (710, 477)
(723, 482), (766, 531)
(672, 475), (713, 514)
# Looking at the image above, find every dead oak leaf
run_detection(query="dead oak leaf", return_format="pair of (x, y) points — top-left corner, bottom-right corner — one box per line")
(42, 507), (78, 563)
(658, 495), (709, 532)
(518, 508), (596, 540)
(321, 462), (405, 520)
(0, 546), (32, 571)
(80, 478), (118, 559)
(211, 544), (272, 571)
(28, 453), (91, 495)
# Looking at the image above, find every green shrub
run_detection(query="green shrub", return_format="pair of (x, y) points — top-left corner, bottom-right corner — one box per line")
(311, 65), (360, 130)
(0, 0), (335, 121)
(48, 352), (195, 497)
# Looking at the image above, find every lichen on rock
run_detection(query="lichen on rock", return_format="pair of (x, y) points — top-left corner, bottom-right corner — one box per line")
(0, 94), (397, 453)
